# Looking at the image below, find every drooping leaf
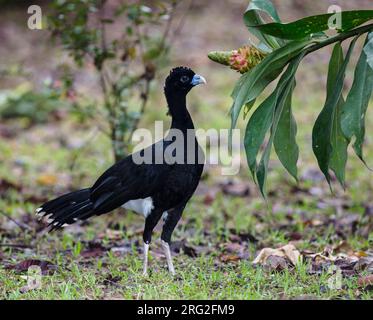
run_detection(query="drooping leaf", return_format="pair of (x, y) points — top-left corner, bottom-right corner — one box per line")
(245, 54), (304, 195)
(273, 81), (298, 182)
(246, 0), (282, 22)
(231, 39), (312, 130)
(243, 0), (283, 50)
(244, 90), (277, 179)
(330, 93), (348, 187)
(326, 44), (344, 97)
(341, 33), (373, 165)
(312, 38), (358, 187)
(230, 66), (280, 130)
(256, 68), (298, 197)
(229, 99), (256, 153)
(246, 10), (373, 40)
(323, 42), (349, 187)
(256, 133), (273, 197)
(363, 31), (373, 70)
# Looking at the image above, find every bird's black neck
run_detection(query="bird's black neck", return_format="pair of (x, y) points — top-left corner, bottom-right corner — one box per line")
(165, 90), (194, 131)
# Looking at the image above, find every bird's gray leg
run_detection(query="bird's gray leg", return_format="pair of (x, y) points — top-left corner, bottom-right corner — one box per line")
(161, 239), (175, 275)
(161, 204), (185, 275)
(142, 210), (163, 276)
(142, 242), (149, 276)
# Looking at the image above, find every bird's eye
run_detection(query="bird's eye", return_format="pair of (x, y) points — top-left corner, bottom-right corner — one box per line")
(180, 75), (189, 83)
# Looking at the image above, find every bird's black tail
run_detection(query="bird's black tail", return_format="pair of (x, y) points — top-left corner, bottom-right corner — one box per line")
(36, 188), (94, 231)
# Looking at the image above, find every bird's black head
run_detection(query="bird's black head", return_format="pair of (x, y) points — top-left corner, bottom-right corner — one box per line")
(164, 66), (206, 96)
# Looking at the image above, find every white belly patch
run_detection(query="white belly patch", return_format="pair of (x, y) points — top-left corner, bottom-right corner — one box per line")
(122, 197), (154, 218)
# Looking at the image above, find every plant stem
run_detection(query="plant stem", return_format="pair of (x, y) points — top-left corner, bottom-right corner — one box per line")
(159, 1), (177, 52)
(128, 78), (151, 145)
(305, 23), (373, 55)
(0, 211), (31, 231)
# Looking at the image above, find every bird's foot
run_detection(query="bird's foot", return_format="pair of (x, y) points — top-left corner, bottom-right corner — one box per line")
(161, 240), (175, 275)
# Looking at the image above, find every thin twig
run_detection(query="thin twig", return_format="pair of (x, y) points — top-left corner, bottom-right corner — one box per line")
(134, 23), (145, 59)
(169, 0), (193, 46)
(158, 1), (178, 53)
(99, 0), (108, 52)
(0, 243), (34, 249)
(97, 0), (118, 153)
(68, 128), (100, 173)
(0, 211), (31, 231)
(127, 1), (182, 143)
(97, 0), (114, 118)
(128, 78), (151, 144)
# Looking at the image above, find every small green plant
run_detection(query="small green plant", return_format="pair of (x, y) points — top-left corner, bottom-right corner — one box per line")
(0, 81), (70, 124)
(49, 0), (180, 161)
(73, 241), (82, 257)
(209, 0), (373, 197)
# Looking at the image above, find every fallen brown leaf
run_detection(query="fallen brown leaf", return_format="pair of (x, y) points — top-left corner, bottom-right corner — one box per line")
(103, 274), (122, 287)
(171, 240), (198, 258)
(98, 229), (124, 240)
(0, 124), (17, 138)
(0, 179), (22, 192)
(7, 259), (57, 275)
(220, 254), (240, 263)
(264, 255), (289, 271)
(253, 244), (302, 268)
(37, 174), (58, 186)
(358, 275), (373, 287)
(355, 252), (373, 273)
(203, 191), (217, 205)
(229, 229), (258, 243)
(221, 180), (250, 197)
(81, 242), (107, 258)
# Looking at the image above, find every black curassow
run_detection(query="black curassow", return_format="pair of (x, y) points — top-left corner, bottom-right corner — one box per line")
(36, 67), (206, 275)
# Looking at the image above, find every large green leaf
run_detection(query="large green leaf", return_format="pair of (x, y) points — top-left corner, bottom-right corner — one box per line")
(328, 44), (348, 188)
(341, 33), (373, 165)
(364, 31), (373, 70)
(273, 81), (298, 182)
(256, 78), (295, 197)
(244, 54), (303, 195)
(246, 10), (373, 40)
(312, 38), (358, 187)
(244, 89), (277, 178)
(243, 0), (283, 50)
(231, 39), (311, 130)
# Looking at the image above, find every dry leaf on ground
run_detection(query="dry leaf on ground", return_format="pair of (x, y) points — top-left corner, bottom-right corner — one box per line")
(36, 174), (58, 186)
(253, 244), (302, 270)
(6, 259), (57, 275)
(221, 180), (250, 197)
(358, 275), (373, 287)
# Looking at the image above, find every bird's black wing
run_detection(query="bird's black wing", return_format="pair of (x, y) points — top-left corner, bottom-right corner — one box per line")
(90, 141), (171, 215)
(37, 141), (172, 229)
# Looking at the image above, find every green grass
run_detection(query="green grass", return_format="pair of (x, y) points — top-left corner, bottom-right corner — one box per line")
(1, 187), (373, 299)
(1, 251), (370, 300)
